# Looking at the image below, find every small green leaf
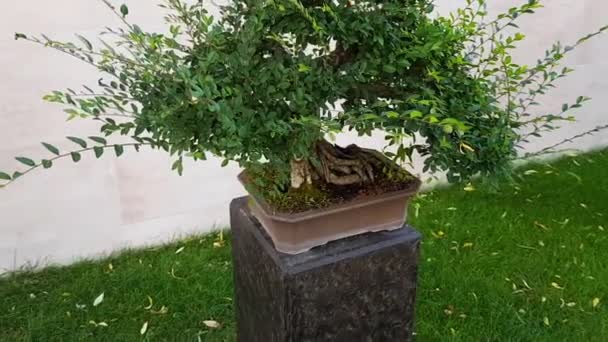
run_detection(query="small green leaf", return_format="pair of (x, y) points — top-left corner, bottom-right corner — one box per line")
(386, 111), (399, 119)
(94, 146), (104, 158)
(12, 171), (23, 179)
(42, 142), (60, 155)
(383, 65), (397, 74)
(42, 160), (53, 169)
(221, 159), (229, 167)
(297, 64), (310, 73)
(0, 172), (11, 180)
(16, 157), (36, 167)
(409, 110), (423, 119)
(64, 109), (81, 120)
(172, 158), (184, 176)
(361, 113), (379, 120)
(14, 33), (27, 40)
(89, 136), (107, 145)
(71, 152), (82, 162)
(76, 34), (93, 50)
(120, 4), (129, 17)
(67, 136), (87, 148)
(114, 145), (124, 157)
(562, 103), (569, 112)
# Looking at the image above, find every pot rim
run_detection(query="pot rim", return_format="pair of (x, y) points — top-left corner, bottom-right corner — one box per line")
(238, 171), (421, 223)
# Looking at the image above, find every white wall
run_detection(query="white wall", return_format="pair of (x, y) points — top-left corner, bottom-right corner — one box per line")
(1, 0), (607, 272)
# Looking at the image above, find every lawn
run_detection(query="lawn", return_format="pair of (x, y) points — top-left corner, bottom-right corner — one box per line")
(1, 150), (607, 341)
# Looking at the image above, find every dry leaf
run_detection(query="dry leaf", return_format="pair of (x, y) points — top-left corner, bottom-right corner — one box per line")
(140, 321), (149, 335)
(550, 282), (564, 290)
(462, 242), (473, 248)
(170, 267), (185, 279)
(144, 296), (153, 310)
(592, 297), (601, 308)
(203, 320), (221, 329)
(543, 317), (550, 326)
(93, 292), (104, 307)
(534, 221), (549, 231)
(175, 246), (185, 255)
(151, 305), (169, 314)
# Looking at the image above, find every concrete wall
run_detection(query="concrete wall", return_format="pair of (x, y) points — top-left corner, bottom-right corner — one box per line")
(1, 0), (607, 271)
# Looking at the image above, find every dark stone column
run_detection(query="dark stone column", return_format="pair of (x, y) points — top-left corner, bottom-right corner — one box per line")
(230, 197), (421, 342)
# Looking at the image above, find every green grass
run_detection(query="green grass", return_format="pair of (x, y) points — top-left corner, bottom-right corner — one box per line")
(1, 150), (607, 341)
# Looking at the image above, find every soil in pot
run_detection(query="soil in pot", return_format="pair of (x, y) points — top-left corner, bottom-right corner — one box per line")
(242, 162), (418, 215)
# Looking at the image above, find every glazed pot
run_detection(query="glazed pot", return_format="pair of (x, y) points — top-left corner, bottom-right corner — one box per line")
(239, 172), (421, 254)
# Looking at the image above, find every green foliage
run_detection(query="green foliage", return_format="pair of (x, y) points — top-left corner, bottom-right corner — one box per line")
(2, 0), (607, 189)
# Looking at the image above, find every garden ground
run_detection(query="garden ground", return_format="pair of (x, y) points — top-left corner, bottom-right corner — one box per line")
(1, 150), (607, 341)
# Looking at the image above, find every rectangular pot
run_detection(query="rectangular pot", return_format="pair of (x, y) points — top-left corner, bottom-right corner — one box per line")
(239, 173), (421, 254)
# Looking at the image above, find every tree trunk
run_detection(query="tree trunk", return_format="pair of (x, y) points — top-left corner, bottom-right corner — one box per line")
(290, 140), (398, 189)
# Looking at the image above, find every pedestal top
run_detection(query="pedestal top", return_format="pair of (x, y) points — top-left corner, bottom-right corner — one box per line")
(232, 197), (421, 275)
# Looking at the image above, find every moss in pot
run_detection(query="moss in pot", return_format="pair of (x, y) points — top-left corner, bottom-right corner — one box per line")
(2, 0), (608, 253)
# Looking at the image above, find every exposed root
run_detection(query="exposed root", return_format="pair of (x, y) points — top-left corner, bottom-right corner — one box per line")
(290, 158), (313, 189)
(290, 140), (403, 188)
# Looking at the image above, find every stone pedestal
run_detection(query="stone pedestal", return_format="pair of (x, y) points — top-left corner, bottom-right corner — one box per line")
(230, 197), (422, 342)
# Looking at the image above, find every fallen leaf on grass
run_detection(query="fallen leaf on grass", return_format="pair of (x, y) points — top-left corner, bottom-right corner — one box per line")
(592, 297), (601, 308)
(550, 282), (564, 290)
(462, 242), (473, 248)
(203, 320), (221, 329)
(144, 296), (153, 310)
(89, 320), (108, 327)
(140, 321), (149, 335)
(93, 292), (104, 307)
(175, 246), (185, 254)
(534, 221), (550, 231)
(431, 230), (445, 239)
(170, 267), (185, 279)
(543, 317), (550, 326)
(151, 305), (169, 315)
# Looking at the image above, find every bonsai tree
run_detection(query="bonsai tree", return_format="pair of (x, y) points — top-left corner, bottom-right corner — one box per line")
(2, 0), (607, 210)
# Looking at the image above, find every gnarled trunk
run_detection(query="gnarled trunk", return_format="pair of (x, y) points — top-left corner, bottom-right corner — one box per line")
(290, 140), (398, 189)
